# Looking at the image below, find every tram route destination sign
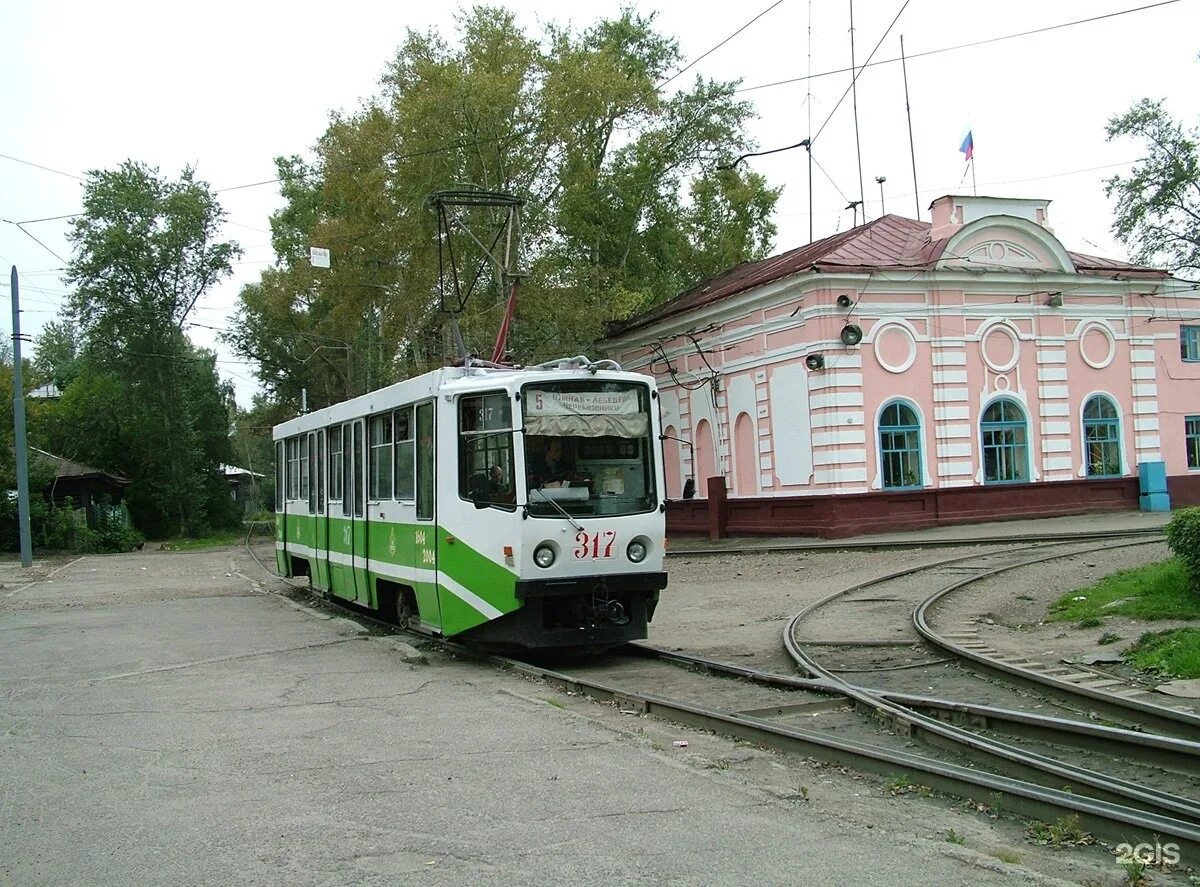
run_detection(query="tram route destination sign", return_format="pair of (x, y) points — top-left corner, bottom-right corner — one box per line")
(526, 389), (640, 416)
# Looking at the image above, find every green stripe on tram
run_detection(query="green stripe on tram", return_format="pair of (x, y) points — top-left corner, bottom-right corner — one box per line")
(275, 511), (518, 636)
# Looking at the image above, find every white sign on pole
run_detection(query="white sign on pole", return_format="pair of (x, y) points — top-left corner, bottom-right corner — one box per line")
(310, 247), (331, 269)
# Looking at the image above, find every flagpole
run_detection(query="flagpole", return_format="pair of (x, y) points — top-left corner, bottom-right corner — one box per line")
(971, 157), (977, 196)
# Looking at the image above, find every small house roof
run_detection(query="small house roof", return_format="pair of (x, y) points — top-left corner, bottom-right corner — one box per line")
(30, 447), (130, 485)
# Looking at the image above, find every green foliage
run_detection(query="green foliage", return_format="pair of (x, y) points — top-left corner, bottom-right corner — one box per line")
(1165, 506), (1200, 589)
(1125, 628), (1200, 679)
(226, 7), (779, 410)
(32, 319), (82, 390)
(0, 489), (141, 554)
(1047, 558), (1200, 622)
(55, 161), (241, 538)
(1105, 98), (1200, 276)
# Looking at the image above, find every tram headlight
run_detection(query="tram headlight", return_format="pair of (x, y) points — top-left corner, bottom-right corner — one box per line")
(534, 544), (556, 569)
(627, 538), (648, 564)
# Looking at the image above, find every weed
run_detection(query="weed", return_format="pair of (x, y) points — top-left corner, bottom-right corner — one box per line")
(1098, 631), (1123, 645)
(650, 739), (665, 752)
(706, 757), (731, 771)
(545, 697), (566, 710)
(798, 784), (809, 801)
(945, 828), (965, 845)
(1077, 615), (1104, 629)
(1121, 858), (1148, 886)
(993, 849), (1022, 865)
(1024, 815), (1094, 849)
(885, 774), (933, 797)
(988, 792), (1005, 818)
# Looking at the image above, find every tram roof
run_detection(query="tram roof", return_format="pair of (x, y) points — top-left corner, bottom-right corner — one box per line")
(272, 361), (654, 439)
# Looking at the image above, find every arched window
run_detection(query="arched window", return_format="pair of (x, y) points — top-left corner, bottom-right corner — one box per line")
(879, 401), (922, 489)
(1083, 395), (1121, 477)
(733, 413), (757, 495)
(980, 399), (1028, 484)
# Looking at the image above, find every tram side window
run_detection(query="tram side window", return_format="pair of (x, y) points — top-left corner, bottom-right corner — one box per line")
(307, 433), (317, 512)
(299, 434), (310, 504)
(286, 437), (300, 500)
(341, 424), (352, 518)
(329, 426), (343, 501)
(353, 421), (365, 517)
(416, 402), (434, 521)
(275, 442), (283, 511)
(369, 414), (394, 500)
(395, 407), (415, 500)
(316, 430), (325, 511)
(459, 391), (514, 509)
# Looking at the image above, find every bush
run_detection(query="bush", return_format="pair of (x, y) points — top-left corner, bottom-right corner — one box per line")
(1165, 507), (1200, 591)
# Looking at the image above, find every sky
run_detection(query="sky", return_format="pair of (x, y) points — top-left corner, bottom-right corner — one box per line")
(2, 0), (1198, 407)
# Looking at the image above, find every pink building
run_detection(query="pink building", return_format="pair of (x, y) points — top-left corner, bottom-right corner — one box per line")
(603, 195), (1200, 537)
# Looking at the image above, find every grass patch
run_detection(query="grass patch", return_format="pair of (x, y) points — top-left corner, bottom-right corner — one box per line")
(159, 530), (243, 551)
(1125, 628), (1200, 679)
(1048, 559), (1200, 623)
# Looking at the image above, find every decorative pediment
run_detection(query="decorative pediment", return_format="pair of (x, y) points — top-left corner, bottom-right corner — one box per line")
(963, 240), (1039, 266)
(938, 215), (1076, 274)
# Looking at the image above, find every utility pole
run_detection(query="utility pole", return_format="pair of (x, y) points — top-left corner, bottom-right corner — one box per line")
(10, 267), (32, 567)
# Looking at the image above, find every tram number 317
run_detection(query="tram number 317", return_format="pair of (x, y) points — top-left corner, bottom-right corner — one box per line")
(574, 530), (616, 560)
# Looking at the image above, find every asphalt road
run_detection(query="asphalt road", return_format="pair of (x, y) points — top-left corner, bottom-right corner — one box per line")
(0, 546), (1071, 886)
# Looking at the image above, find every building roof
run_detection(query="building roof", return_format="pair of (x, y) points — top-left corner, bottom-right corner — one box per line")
(605, 213), (1167, 337)
(30, 447), (130, 485)
(221, 464), (265, 479)
(28, 382), (61, 399)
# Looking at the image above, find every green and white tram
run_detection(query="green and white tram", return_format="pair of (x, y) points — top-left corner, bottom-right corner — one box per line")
(273, 356), (668, 649)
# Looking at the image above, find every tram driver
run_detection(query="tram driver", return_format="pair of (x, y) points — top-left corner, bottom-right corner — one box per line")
(527, 437), (582, 489)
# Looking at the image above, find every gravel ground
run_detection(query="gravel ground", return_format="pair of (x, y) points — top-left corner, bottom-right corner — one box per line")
(651, 546), (1005, 671)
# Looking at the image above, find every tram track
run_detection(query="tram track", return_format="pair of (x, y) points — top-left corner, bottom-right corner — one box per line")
(243, 526), (1200, 858)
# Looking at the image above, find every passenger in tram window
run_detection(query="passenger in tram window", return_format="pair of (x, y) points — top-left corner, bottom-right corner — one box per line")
(488, 464), (515, 504)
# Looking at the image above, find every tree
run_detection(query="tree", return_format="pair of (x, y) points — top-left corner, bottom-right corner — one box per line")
(1105, 98), (1200, 277)
(62, 161), (241, 536)
(32, 319), (82, 390)
(227, 7), (779, 408)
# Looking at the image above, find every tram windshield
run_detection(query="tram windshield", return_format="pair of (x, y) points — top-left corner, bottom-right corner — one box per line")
(523, 381), (657, 518)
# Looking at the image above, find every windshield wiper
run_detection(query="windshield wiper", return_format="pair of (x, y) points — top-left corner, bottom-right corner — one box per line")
(528, 489), (584, 532)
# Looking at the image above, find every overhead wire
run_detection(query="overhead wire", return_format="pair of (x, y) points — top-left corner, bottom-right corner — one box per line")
(735, 0), (1183, 94)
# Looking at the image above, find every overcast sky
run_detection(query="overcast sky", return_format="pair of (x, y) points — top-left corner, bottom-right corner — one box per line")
(3, 0), (1197, 406)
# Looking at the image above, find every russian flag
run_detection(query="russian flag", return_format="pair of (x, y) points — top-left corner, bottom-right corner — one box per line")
(959, 130), (974, 162)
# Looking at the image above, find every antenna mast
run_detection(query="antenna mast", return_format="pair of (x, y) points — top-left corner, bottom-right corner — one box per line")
(900, 35), (920, 220)
(848, 0), (866, 220)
